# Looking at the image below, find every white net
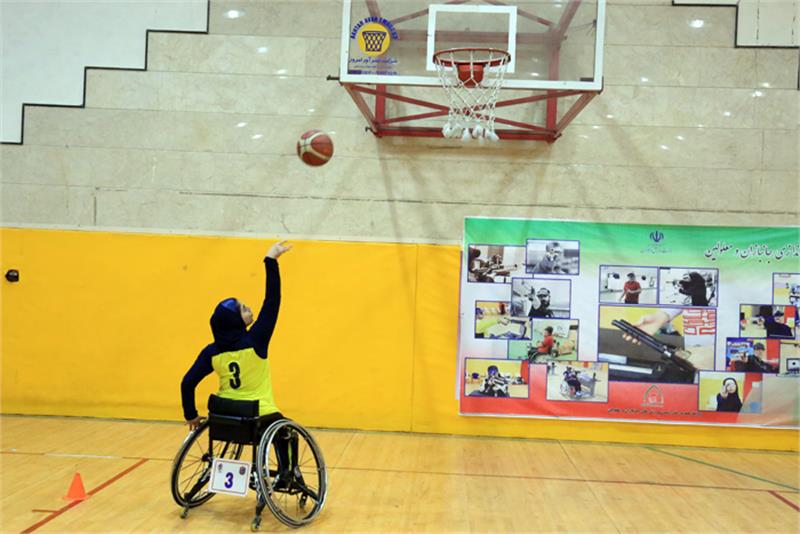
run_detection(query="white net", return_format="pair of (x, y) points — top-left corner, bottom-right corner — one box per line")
(433, 48), (511, 142)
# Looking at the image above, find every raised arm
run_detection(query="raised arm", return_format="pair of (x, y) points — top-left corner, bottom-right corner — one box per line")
(250, 241), (292, 356)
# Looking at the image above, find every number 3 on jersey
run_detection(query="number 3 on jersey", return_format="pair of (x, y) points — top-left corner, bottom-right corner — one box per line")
(228, 361), (241, 389)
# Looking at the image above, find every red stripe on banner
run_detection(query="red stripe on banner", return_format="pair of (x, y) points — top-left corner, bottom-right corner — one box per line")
(20, 458), (148, 534)
(769, 490), (800, 512)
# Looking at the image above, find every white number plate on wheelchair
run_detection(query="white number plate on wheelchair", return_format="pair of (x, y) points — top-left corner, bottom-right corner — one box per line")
(209, 458), (251, 497)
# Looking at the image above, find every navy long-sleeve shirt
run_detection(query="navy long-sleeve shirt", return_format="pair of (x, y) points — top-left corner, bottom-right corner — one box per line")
(180, 257), (281, 420)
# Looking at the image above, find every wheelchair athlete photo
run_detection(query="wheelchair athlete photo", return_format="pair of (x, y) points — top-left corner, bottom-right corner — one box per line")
(171, 395), (327, 530)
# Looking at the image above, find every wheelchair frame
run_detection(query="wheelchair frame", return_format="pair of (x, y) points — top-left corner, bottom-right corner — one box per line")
(170, 403), (327, 530)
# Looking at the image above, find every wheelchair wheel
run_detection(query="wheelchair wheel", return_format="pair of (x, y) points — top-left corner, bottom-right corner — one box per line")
(255, 419), (327, 527)
(170, 419), (244, 508)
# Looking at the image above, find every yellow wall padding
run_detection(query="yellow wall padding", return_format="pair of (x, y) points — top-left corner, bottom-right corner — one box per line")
(1, 229), (797, 450)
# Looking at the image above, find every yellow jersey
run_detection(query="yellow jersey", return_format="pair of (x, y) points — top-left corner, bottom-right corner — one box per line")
(212, 347), (279, 415)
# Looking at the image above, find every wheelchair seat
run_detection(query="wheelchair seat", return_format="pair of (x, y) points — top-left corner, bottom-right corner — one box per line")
(171, 394), (328, 530)
(207, 395), (261, 444)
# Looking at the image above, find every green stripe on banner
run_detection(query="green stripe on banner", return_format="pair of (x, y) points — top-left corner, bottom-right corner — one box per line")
(644, 446), (800, 492)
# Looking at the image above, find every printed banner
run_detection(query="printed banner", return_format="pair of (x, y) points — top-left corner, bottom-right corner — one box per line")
(458, 217), (800, 428)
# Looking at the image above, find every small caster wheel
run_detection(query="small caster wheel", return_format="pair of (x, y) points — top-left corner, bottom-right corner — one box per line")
(180, 507), (190, 519)
(251, 516), (262, 531)
(299, 494), (308, 508)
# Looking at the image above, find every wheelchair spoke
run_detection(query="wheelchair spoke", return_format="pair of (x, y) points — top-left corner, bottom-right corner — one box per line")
(179, 456), (203, 471)
(183, 469), (211, 501)
(180, 462), (209, 492)
(180, 471), (208, 498)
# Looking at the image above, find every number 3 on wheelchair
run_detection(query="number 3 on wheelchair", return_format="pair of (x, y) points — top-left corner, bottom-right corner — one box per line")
(171, 395), (327, 530)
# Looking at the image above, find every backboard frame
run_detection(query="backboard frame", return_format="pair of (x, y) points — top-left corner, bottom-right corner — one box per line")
(336, 0), (606, 142)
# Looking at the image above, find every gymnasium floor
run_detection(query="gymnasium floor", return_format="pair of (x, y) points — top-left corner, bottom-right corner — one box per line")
(1, 415), (798, 533)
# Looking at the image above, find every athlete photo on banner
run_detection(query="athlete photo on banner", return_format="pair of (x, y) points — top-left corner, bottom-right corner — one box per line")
(526, 239), (580, 275)
(510, 278), (571, 318)
(724, 338), (779, 373)
(507, 319), (579, 362)
(599, 265), (658, 305)
(658, 267), (718, 307)
(464, 358), (528, 399)
(458, 217), (800, 428)
(467, 244), (527, 283)
(772, 273), (800, 307)
(740, 304), (797, 339)
(778, 341), (800, 375)
(545, 361), (609, 403)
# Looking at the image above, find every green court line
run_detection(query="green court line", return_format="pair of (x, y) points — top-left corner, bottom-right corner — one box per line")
(645, 446), (800, 492)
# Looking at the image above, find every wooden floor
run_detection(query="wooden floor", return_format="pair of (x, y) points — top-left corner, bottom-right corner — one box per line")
(1, 415), (798, 533)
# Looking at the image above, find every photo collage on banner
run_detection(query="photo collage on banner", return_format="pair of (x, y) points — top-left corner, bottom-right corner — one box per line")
(459, 218), (800, 428)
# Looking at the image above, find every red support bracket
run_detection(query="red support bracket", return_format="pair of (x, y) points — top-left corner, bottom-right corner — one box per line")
(341, 80), (598, 142)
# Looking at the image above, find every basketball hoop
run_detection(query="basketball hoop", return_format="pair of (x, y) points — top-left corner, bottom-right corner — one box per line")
(432, 48), (511, 142)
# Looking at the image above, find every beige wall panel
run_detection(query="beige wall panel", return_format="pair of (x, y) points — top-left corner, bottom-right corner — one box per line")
(606, 4), (735, 46)
(0, 145), (157, 188)
(1, 144), (770, 216)
(756, 49), (800, 89)
(604, 45), (760, 87)
(0, 184), (93, 226)
(90, 188), (791, 241)
(86, 70), (359, 118)
(208, 0), (342, 38)
(147, 34), (308, 75)
(22, 107), (764, 170)
(754, 171), (800, 215)
(577, 86), (757, 128)
(304, 37), (344, 79)
(85, 70), (160, 110)
(754, 90), (800, 130)
(84, 71), (796, 132)
(762, 129), (799, 171)
(1, 145), (770, 215)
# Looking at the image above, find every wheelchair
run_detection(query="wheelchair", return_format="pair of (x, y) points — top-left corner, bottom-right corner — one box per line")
(170, 395), (327, 530)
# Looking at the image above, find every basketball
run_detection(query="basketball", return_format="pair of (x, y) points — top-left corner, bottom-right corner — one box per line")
(296, 130), (334, 166)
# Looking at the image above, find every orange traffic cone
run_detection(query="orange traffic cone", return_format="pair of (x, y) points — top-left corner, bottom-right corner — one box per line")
(64, 472), (87, 502)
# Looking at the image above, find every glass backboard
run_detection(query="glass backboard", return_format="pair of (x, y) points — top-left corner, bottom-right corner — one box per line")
(341, 0), (605, 90)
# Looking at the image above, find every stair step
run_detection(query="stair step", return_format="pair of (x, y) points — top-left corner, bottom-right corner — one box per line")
(85, 70), (359, 118)
(147, 33), (330, 76)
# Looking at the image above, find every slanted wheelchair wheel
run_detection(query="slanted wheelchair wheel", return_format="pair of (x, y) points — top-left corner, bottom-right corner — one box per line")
(255, 419), (327, 527)
(170, 419), (244, 508)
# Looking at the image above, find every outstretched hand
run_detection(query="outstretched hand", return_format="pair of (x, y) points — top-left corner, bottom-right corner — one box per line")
(622, 310), (671, 345)
(267, 240), (292, 259)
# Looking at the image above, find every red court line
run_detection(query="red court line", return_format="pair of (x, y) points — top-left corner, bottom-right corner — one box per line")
(769, 490), (800, 512)
(20, 458), (148, 534)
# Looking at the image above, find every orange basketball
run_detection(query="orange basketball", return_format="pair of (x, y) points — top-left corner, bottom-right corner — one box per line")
(297, 130), (334, 166)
